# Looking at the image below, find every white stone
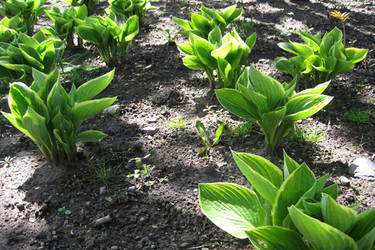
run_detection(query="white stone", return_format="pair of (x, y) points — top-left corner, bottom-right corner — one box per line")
(349, 157), (375, 181)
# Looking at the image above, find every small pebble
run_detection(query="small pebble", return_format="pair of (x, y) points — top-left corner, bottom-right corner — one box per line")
(339, 176), (351, 186)
(92, 215), (112, 227)
(111, 246), (119, 250)
(99, 186), (106, 195)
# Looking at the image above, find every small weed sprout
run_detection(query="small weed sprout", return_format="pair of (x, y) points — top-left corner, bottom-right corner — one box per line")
(293, 126), (326, 143)
(58, 206), (72, 215)
(88, 160), (118, 185)
(344, 108), (372, 123)
(167, 117), (188, 130)
(196, 121), (225, 157)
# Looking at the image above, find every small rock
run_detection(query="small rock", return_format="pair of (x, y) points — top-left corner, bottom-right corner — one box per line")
(110, 246), (119, 250)
(202, 248), (209, 250)
(140, 216), (146, 222)
(92, 215), (112, 227)
(142, 126), (159, 135)
(99, 186), (106, 195)
(179, 242), (191, 248)
(103, 104), (121, 116)
(339, 176), (351, 186)
(128, 186), (136, 191)
(147, 116), (158, 123)
(349, 157), (375, 181)
(85, 201), (91, 207)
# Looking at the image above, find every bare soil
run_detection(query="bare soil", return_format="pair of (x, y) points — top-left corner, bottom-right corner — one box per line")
(1, 0), (375, 249)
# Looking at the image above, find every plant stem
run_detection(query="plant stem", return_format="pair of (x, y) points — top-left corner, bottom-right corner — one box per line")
(342, 22), (346, 47)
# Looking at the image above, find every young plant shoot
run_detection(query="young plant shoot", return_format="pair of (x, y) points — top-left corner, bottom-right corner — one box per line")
(2, 68), (116, 164)
(215, 65), (333, 151)
(199, 150), (375, 249)
(275, 27), (368, 88)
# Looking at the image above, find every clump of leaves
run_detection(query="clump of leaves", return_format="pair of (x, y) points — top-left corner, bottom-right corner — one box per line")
(107, 0), (156, 21)
(0, 15), (26, 43)
(275, 27), (368, 89)
(0, 31), (64, 85)
(177, 26), (256, 88)
(76, 12), (139, 66)
(0, 0), (48, 35)
(167, 117), (188, 130)
(173, 4), (242, 39)
(1, 68), (116, 164)
(215, 65), (333, 151)
(43, 5), (88, 48)
(196, 120), (224, 157)
(62, 0), (98, 14)
(199, 150), (375, 249)
(344, 108), (372, 123)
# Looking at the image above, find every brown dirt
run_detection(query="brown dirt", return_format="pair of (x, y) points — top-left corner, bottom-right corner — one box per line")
(1, 0), (375, 249)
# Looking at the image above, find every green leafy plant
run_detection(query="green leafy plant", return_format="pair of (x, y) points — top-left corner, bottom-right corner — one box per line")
(196, 120), (224, 156)
(58, 206), (72, 215)
(0, 0), (48, 35)
(344, 108), (372, 123)
(199, 150), (375, 249)
(167, 116), (187, 130)
(106, 0), (156, 21)
(275, 27), (368, 88)
(88, 160), (118, 185)
(227, 121), (254, 138)
(0, 31), (64, 85)
(173, 4), (242, 39)
(62, 0), (98, 14)
(215, 65), (333, 151)
(43, 5), (88, 48)
(293, 126), (325, 143)
(1, 68), (116, 164)
(177, 26), (256, 88)
(0, 15), (27, 43)
(76, 12), (139, 66)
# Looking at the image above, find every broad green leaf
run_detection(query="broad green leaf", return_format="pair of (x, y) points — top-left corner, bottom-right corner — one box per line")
(349, 208), (375, 245)
(75, 130), (107, 142)
(321, 193), (356, 233)
(303, 200), (323, 219)
(344, 48), (368, 63)
(75, 69), (114, 102)
(18, 45), (44, 70)
(10, 82), (49, 121)
(322, 183), (338, 200)
(225, 7), (242, 24)
(246, 226), (308, 250)
(76, 25), (101, 44)
(211, 42), (232, 59)
(249, 65), (285, 110)
(195, 120), (210, 145)
(285, 94), (333, 120)
(182, 56), (204, 70)
(236, 84), (268, 113)
(177, 42), (194, 55)
(275, 57), (295, 75)
(191, 13), (211, 35)
(215, 88), (259, 121)
(289, 206), (358, 250)
(72, 97), (117, 127)
(333, 59), (354, 75)
(173, 17), (192, 31)
(283, 150), (300, 180)
(278, 42), (298, 55)
(2, 112), (35, 141)
(232, 150), (282, 206)
(47, 81), (70, 114)
(212, 122), (224, 146)
(190, 33), (216, 70)
(199, 183), (266, 239)
(291, 41), (314, 58)
(208, 25), (222, 45)
(245, 32), (256, 50)
(294, 81), (330, 97)
(308, 55), (327, 72)
(272, 163), (316, 225)
(320, 27), (342, 58)
(23, 107), (53, 158)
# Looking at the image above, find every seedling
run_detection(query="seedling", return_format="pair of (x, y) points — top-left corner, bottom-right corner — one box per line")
(227, 121), (254, 138)
(344, 108), (372, 123)
(166, 29), (176, 44)
(167, 117), (188, 130)
(196, 121), (225, 157)
(58, 206), (72, 215)
(293, 126), (325, 143)
(88, 160), (116, 186)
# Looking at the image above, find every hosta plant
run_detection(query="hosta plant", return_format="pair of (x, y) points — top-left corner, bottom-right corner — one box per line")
(178, 26), (256, 88)
(62, 0), (98, 13)
(106, 0), (156, 21)
(0, 31), (64, 85)
(275, 27), (368, 88)
(173, 4), (242, 39)
(43, 5), (88, 48)
(215, 65), (333, 151)
(76, 12), (139, 66)
(1, 68), (116, 164)
(199, 150), (375, 249)
(0, 0), (48, 35)
(0, 15), (27, 43)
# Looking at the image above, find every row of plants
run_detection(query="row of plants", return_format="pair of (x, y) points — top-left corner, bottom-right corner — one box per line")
(1, 2), (374, 249)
